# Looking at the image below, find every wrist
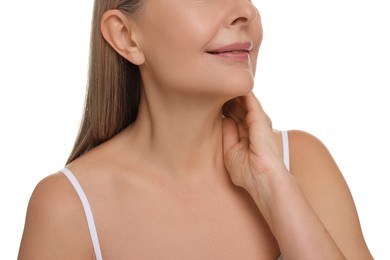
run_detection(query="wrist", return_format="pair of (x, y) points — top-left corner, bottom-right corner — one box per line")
(244, 166), (292, 223)
(246, 164), (290, 198)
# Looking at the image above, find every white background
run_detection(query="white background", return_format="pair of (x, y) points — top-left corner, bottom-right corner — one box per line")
(1, 0), (388, 259)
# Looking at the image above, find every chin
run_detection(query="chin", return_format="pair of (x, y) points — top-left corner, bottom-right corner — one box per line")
(208, 65), (256, 97)
(219, 75), (255, 98)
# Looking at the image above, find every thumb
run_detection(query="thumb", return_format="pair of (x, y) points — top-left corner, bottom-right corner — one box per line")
(222, 117), (239, 157)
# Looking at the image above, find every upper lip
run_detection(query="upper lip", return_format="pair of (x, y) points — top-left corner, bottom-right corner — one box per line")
(207, 42), (253, 54)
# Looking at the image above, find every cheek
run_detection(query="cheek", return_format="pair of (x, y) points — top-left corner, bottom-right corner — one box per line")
(244, 14), (263, 73)
(139, 13), (219, 88)
(139, 8), (207, 61)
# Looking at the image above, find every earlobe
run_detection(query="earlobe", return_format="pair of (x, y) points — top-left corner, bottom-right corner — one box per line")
(100, 10), (145, 65)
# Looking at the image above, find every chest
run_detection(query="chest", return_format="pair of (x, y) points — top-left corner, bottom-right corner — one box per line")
(93, 185), (280, 259)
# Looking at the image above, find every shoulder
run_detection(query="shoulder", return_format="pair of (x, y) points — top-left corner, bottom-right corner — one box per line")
(271, 129), (338, 174)
(287, 129), (332, 160)
(27, 173), (88, 220)
(284, 129), (348, 209)
(28, 173), (78, 210)
(285, 129), (344, 187)
(284, 130), (373, 259)
(18, 173), (93, 259)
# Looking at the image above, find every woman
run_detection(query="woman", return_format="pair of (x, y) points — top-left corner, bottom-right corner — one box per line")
(18, 0), (372, 259)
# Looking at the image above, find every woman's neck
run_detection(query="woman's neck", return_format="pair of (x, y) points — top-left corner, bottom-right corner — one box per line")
(124, 88), (230, 183)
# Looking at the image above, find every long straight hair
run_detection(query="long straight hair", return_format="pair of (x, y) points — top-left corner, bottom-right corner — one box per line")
(66, 0), (144, 164)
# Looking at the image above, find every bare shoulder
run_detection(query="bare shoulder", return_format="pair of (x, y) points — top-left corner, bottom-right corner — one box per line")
(287, 130), (373, 259)
(18, 173), (93, 260)
(287, 130), (348, 188)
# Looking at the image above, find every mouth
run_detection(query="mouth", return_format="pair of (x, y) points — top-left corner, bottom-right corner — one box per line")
(206, 42), (252, 60)
(207, 50), (250, 55)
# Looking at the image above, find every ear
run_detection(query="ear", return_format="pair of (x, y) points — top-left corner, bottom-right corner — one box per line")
(100, 10), (145, 65)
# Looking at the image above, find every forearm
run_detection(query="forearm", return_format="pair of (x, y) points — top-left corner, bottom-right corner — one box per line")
(248, 171), (346, 259)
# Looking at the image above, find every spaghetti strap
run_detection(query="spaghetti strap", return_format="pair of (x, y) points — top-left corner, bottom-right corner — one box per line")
(277, 130), (290, 260)
(281, 130), (290, 171)
(61, 168), (103, 260)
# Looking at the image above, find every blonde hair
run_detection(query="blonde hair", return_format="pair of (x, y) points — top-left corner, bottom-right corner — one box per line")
(67, 0), (144, 164)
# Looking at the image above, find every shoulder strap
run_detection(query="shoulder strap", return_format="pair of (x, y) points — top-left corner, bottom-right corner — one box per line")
(281, 131), (290, 171)
(61, 168), (103, 260)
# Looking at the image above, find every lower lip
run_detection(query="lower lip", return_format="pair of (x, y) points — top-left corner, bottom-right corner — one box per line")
(208, 52), (250, 61)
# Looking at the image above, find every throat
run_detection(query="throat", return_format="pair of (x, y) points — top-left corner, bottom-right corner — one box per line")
(123, 85), (231, 182)
(126, 104), (226, 182)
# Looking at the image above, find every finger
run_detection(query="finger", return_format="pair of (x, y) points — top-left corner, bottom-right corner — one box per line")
(222, 103), (240, 124)
(222, 117), (239, 155)
(247, 94), (272, 128)
(237, 120), (250, 140)
(223, 98), (248, 126)
(264, 111), (273, 128)
(223, 99), (250, 139)
(243, 92), (269, 127)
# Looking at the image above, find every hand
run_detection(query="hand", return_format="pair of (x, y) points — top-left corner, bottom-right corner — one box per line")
(223, 93), (352, 259)
(222, 92), (287, 192)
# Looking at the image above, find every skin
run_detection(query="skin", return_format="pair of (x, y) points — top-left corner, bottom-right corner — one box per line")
(19, 0), (373, 259)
